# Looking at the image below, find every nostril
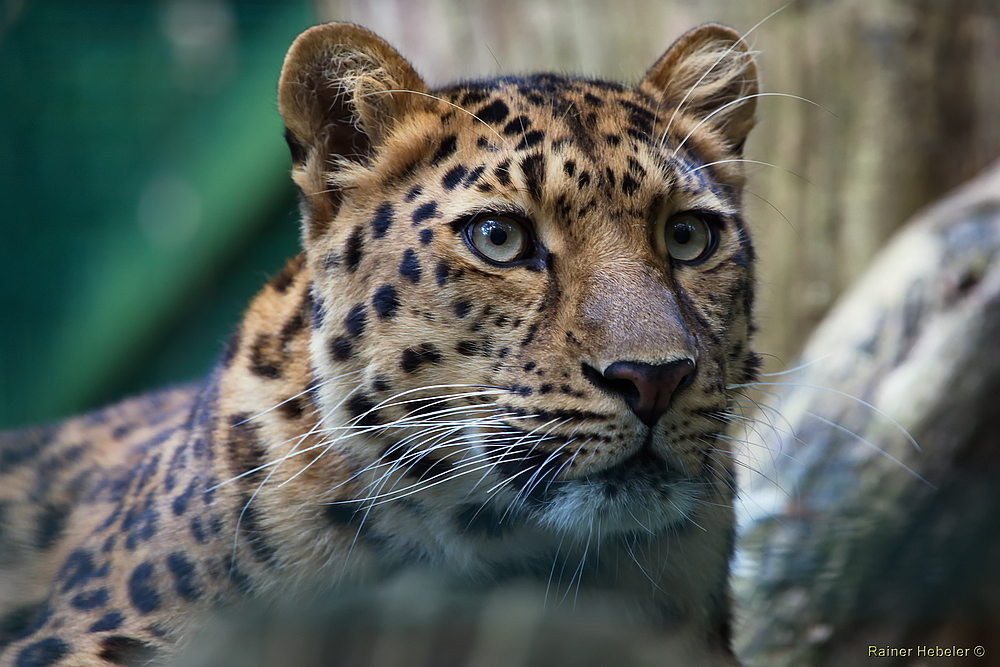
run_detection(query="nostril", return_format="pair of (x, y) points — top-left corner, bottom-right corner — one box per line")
(581, 362), (638, 403)
(675, 368), (695, 393)
(583, 359), (696, 427)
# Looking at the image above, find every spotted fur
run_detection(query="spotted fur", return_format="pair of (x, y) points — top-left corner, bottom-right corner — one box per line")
(0, 22), (759, 665)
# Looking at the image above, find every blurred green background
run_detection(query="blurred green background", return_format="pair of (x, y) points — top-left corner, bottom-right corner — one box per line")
(0, 0), (315, 428)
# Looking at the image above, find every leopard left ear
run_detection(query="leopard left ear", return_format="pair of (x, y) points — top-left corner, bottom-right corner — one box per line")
(278, 23), (427, 239)
(278, 22), (426, 163)
(640, 24), (758, 151)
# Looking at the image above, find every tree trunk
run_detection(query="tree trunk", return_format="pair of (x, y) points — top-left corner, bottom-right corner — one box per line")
(734, 160), (1000, 666)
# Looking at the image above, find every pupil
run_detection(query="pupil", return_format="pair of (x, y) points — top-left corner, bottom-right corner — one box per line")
(673, 222), (693, 245)
(489, 225), (508, 246)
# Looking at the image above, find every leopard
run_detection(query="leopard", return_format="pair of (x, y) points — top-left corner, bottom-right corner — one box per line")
(0, 21), (760, 666)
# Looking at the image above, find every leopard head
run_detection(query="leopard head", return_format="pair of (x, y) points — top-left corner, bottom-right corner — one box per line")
(278, 22), (759, 541)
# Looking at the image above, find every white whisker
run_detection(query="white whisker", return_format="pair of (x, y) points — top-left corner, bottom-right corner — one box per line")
(659, 0), (797, 143)
(358, 88), (507, 145)
(804, 411), (933, 488)
(733, 381), (923, 453)
(686, 158), (817, 187)
(672, 92), (828, 158)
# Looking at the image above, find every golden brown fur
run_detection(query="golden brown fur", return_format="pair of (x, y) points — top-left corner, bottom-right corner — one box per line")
(0, 23), (759, 665)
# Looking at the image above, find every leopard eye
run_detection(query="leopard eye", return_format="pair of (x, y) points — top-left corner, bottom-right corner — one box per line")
(466, 215), (530, 264)
(661, 212), (716, 263)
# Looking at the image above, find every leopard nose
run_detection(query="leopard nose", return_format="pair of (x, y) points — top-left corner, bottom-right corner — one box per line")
(585, 359), (696, 427)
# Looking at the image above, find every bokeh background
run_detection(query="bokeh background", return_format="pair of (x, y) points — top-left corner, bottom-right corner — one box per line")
(1, 0), (311, 427)
(3, 0), (999, 429)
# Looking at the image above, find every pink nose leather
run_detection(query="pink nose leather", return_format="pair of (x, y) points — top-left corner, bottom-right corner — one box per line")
(601, 359), (695, 426)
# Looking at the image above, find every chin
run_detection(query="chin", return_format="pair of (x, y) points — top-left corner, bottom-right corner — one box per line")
(531, 471), (701, 540)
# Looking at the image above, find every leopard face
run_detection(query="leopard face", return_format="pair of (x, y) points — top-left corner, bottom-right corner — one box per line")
(282, 23), (759, 543)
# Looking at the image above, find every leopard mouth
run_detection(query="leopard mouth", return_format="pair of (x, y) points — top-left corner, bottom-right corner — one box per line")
(584, 443), (684, 494)
(494, 437), (701, 538)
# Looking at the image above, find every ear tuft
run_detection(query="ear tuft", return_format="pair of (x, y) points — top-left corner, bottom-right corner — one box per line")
(641, 24), (758, 150)
(278, 22), (427, 168)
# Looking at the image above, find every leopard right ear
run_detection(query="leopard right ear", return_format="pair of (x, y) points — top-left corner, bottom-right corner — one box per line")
(278, 23), (427, 236)
(640, 24), (758, 152)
